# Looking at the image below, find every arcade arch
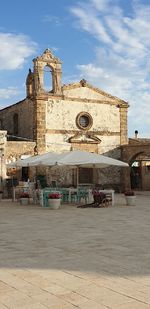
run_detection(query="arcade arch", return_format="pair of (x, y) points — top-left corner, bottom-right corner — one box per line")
(121, 144), (150, 191)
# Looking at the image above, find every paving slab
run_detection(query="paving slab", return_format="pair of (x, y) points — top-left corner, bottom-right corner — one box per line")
(0, 193), (150, 308)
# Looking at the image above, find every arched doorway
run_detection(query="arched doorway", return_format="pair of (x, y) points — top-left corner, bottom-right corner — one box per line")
(130, 152), (150, 190)
(130, 160), (141, 190)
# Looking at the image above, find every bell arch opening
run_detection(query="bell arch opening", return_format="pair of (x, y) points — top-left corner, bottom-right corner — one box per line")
(43, 65), (53, 92)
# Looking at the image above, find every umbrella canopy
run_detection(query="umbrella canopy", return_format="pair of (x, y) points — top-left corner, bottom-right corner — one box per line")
(7, 150), (128, 169)
(40, 150), (128, 168)
(6, 152), (60, 168)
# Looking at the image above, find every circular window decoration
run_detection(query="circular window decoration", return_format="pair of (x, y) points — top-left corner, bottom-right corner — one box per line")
(76, 112), (93, 130)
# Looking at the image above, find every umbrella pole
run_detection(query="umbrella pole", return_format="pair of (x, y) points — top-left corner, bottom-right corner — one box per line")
(77, 167), (79, 187)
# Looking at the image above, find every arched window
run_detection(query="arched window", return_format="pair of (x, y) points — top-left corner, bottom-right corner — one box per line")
(43, 65), (52, 92)
(13, 113), (18, 136)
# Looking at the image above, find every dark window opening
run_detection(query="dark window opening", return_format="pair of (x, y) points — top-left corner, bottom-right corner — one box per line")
(22, 167), (29, 182)
(79, 168), (93, 184)
(13, 113), (19, 136)
(79, 115), (90, 128)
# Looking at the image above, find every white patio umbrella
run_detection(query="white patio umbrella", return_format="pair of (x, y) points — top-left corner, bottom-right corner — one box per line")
(7, 150), (128, 168)
(40, 150), (128, 168)
(6, 152), (60, 188)
(39, 150), (128, 187)
(6, 152), (60, 168)
(6, 150), (128, 188)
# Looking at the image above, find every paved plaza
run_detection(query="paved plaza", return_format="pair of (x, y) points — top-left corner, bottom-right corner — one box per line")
(0, 193), (150, 308)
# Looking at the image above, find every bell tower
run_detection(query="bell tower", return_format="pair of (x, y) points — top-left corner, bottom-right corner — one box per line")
(32, 49), (62, 96)
(30, 49), (63, 154)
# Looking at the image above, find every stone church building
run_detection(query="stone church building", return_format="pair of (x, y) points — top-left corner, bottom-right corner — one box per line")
(0, 49), (150, 191)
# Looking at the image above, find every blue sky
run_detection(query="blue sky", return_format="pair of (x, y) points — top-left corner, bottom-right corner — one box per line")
(0, 0), (150, 138)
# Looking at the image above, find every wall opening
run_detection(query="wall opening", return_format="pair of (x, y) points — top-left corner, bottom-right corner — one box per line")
(43, 65), (53, 92)
(22, 167), (29, 182)
(130, 152), (150, 191)
(79, 168), (93, 184)
(13, 113), (18, 136)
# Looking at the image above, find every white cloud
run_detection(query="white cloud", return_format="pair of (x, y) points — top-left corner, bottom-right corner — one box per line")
(0, 87), (20, 99)
(42, 15), (61, 26)
(71, 6), (112, 44)
(90, 0), (111, 12)
(0, 32), (37, 70)
(70, 0), (150, 136)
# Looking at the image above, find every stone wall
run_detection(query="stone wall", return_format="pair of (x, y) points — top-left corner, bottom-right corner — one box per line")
(0, 98), (34, 139)
(97, 148), (122, 191)
(0, 130), (35, 190)
(46, 99), (120, 131)
(0, 131), (7, 190)
(6, 141), (36, 161)
(45, 98), (121, 154)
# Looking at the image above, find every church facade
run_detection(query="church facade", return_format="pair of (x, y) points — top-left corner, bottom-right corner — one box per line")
(0, 49), (131, 190)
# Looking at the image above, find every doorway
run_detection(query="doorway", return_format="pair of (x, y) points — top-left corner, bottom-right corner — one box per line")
(130, 161), (141, 190)
(22, 167), (29, 182)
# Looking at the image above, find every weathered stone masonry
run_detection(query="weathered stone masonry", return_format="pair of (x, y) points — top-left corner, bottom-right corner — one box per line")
(0, 49), (132, 190)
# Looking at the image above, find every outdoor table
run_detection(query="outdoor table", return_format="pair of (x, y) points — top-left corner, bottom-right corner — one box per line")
(13, 186), (29, 202)
(13, 186), (38, 203)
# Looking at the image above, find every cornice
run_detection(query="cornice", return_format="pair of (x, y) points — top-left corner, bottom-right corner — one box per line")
(46, 129), (120, 136)
(63, 81), (128, 105)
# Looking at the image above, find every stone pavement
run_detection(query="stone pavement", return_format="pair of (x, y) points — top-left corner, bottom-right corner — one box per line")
(0, 193), (150, 308)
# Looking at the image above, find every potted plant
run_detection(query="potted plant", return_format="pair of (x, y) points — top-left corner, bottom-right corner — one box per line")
(124, 190), (136, 206)
(20, 192), (29, 205)
(48, 193), (62, 209)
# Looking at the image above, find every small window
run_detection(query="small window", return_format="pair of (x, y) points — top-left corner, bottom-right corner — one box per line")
(79, 115), (89, 128)
(76, 112), (93, 130)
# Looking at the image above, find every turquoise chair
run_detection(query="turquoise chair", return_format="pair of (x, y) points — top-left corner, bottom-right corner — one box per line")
(76, 188), (89, 204)
(70, 191), (78, 203)
(61, 189), (69, 203)
(43, 190), (53, 207)
(42, 189), (60, 207)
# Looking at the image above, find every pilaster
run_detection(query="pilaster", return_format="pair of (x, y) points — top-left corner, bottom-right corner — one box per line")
(33, 96), (47, 154)
(119, 104), (129, 145)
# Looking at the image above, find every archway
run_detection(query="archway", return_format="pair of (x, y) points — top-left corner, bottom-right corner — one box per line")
(43, 65), (53, 92)
(130, 152), (150, 190)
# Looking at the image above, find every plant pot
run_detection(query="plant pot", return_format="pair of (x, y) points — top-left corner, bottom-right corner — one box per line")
(48, 198), (61, 209)
(20, 198), (29, 205)
(125, 196), (136, 206)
